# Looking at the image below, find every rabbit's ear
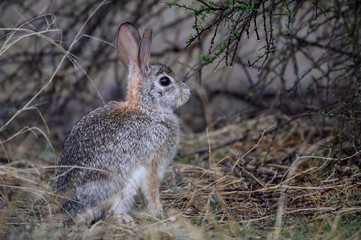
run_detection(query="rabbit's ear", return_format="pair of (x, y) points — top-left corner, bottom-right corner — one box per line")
(117, 22), (141, 68)
(138, 26), (152, 74)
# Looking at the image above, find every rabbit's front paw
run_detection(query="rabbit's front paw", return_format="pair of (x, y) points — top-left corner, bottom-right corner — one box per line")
(106, 213), (136, 227)
(147, 204), (165, 219)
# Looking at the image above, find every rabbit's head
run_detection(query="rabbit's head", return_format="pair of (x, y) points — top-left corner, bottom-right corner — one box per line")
(116, 22), (190, 112)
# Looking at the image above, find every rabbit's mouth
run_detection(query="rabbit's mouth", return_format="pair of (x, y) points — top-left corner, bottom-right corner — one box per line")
(177, 88), (191, 107)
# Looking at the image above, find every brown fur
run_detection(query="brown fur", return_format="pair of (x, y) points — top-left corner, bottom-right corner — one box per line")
(126, 67), (142, 108)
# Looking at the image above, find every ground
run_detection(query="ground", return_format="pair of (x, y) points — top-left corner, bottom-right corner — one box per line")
(1, 113), (360, 239)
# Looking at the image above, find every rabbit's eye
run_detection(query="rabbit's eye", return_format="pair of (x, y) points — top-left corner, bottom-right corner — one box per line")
(159, 77), (171, 87)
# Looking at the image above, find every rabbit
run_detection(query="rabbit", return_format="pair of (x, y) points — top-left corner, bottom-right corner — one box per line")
(56, 22), (190, 225)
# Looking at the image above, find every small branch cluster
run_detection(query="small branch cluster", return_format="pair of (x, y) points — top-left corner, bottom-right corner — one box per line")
(167, 0), (279, 68)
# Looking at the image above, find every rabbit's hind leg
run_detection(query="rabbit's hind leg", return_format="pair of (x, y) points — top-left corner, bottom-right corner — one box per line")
(74, 208), (103, 226)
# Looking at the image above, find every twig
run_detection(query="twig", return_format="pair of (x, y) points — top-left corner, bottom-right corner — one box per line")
(232, 122), (277, 171)
(179, 135), (244, 157)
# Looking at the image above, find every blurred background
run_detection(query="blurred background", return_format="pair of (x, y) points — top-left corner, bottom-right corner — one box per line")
(0, 0), (360, 163)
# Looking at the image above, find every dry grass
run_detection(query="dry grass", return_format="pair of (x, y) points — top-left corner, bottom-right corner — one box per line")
(1, 114), (360, 239)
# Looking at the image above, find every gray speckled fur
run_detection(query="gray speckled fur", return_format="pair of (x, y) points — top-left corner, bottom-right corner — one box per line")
(56, 23), (190, 223)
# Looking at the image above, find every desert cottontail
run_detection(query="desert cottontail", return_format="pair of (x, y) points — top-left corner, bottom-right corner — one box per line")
(56, 22), (190, 225)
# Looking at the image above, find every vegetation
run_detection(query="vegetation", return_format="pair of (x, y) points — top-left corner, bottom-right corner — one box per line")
(0, 0), (360, 239)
